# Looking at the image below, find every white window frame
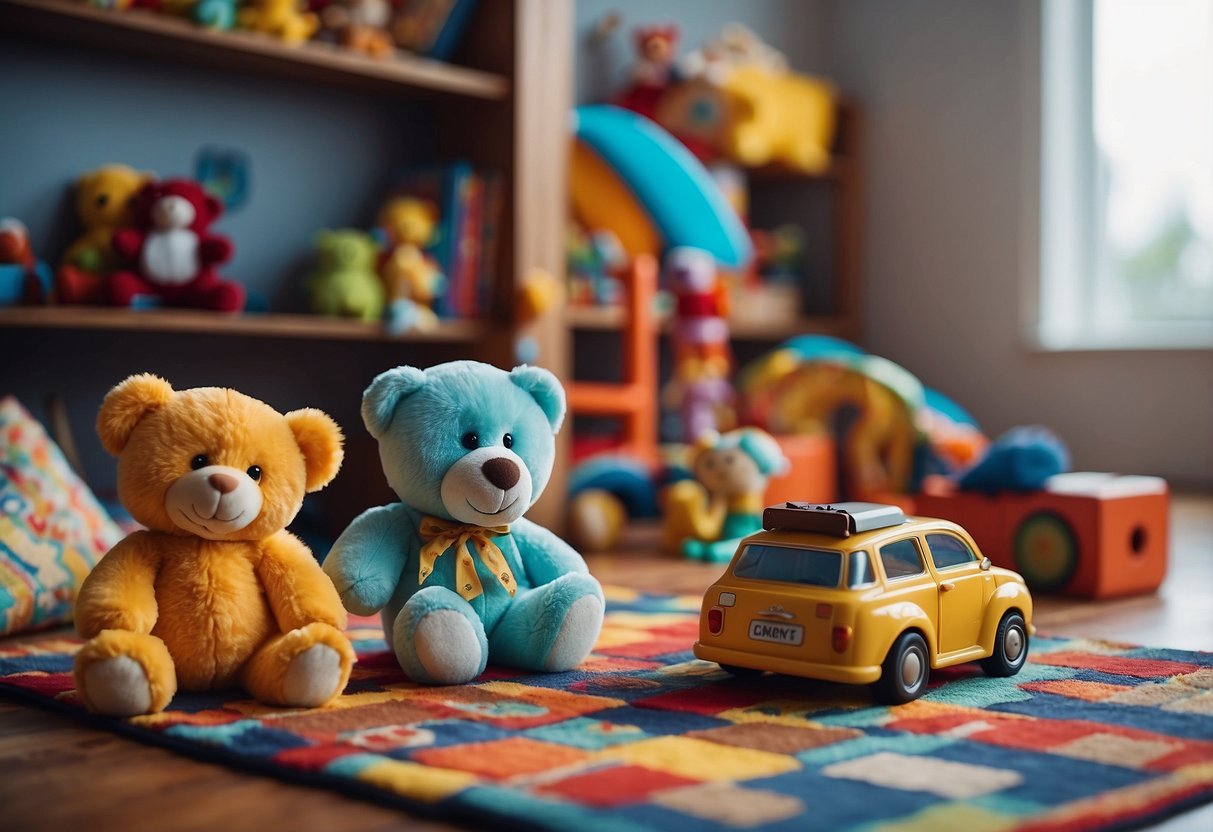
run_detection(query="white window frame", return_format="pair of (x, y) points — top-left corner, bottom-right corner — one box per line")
(1029, 0), (1213, 351)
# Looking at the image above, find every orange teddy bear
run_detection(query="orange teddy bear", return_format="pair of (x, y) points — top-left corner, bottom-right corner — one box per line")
(73, 374), (355, 716)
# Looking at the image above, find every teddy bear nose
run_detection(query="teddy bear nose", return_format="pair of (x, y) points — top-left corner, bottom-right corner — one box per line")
(482, 457), (520, 491)
(208, 472), (240, 494)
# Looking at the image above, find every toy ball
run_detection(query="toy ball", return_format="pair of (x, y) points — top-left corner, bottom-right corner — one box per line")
(568, 488), (627, 553)
(958, 426), (1070, 494)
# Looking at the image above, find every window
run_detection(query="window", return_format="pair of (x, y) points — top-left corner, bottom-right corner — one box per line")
(878, 538), (926, 581)
(1038, 0), (1213, 349)
(925, 534), (978, 570)
(732, 545), (843, 588)
(847, 551), (877, 588)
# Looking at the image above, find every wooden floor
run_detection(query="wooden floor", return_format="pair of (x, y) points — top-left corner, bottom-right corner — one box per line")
(1, 494), (1209, 832)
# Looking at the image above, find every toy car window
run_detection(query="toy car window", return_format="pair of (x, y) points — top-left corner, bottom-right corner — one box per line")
(926, 533), (979, 570)
(847, 551), (877, 588)
(733, 544), (843, 588)
(878, 538), (926, 580)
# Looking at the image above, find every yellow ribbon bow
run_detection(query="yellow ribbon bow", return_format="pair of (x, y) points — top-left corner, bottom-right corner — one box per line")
(418, 516), (515, 602)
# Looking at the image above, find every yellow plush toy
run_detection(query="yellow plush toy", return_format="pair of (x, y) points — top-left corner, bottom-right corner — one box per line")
(58, 164), (155, 304)
(662, 428), (788, 562)
(656, 66), (837, 174)
(73, 374), (354, 716)
(238, 0), (320, 46)
(721, 65), (837, 173)
(377, 197), (443, 332)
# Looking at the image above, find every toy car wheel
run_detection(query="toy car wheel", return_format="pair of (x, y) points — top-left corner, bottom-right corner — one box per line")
(719, 663), (763, 677)
(981, 612), (1029, 677)
(872, 631), (930, 705)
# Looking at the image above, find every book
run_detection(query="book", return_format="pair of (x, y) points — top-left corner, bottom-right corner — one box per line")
(392, 0), (479, 61)
(387, 161), (474, 317)
(477, 170), (503, 315)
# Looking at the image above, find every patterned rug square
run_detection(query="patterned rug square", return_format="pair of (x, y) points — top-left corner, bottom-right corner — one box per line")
(2, 586), (1211, 832)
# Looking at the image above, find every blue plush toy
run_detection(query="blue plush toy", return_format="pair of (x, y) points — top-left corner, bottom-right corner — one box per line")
(323, 361), (605, 685)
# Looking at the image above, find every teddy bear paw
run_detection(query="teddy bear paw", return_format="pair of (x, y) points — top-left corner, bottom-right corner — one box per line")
(414, 610), (484, 685)
(282, 644), (344, 707)
(82, 655), (153, 717)
(544, 595), (605, 672)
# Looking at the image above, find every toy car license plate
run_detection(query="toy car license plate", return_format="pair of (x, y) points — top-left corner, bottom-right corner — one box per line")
(748, 619), (804, 646)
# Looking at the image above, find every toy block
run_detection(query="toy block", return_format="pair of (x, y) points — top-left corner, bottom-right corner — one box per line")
(916, 473), (1169, 599)
(763, 433), (836, 507)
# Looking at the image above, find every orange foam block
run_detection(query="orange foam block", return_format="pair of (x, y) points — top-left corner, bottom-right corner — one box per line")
(763, 433), (837, 507)
(916, 473), (1169, 599)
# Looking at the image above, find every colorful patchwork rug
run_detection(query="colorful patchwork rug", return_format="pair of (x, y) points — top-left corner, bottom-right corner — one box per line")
(2, 587), (1212, 831)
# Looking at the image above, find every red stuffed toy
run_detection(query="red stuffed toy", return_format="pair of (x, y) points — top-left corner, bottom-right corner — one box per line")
(111, 179), (245, 312)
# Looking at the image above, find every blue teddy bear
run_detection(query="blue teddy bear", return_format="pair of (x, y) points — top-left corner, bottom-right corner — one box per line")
(323, 361), (605, 685)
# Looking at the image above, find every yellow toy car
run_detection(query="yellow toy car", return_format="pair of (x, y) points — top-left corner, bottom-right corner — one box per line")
(693, 501), (1034, 704)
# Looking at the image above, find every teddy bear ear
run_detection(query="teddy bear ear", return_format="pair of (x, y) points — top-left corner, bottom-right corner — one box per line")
(509, 365), (566, 434)
(361, 366), (427, 438)
(96, 374), (175, 456)
(285, 408), (345, 492)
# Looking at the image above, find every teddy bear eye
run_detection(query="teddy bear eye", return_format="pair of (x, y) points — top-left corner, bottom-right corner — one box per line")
(460, 432), (479, 450)
(190, 454), (209, 470)
(247, 465), (262, 482)
(503, 433), (514, 449)
(96, 194), (109, 207)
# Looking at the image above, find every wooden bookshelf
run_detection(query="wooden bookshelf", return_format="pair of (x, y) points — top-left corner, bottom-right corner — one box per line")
(748, 157), (854, 183)
(0, 0), (509, 100)
(0, 306), (486, 344)
(566, 304), (856, 340)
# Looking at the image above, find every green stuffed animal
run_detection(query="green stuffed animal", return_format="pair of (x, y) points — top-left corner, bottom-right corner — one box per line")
(308, 229), (385, 322)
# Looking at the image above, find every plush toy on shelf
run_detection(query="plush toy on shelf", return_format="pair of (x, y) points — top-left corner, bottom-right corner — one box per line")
(88, 0), (135, 10)
(57, 163), (155, 305)
(110, 178), (245, 312)
(0, 218), (52, 305)
(663, 427), (788, 562)
(193, 0), (240, 30)
(650, 24), (837, 174)
(73, 374), (354, 716)
(321, 0), (393, 59)
(308, 228), (385, 322)
(324, 361), (605, 686)
(238, 0), (319, 45)
(613, 24), (680, 122)
(376, 197), (443, 333)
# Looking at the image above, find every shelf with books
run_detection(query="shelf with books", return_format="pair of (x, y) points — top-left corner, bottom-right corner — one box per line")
(0, 0), (509, 100)
(0, 307), (486, 344)
(2, 0), (573, 528)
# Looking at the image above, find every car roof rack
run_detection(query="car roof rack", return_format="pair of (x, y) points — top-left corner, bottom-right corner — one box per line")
(762, 502), (907, 537)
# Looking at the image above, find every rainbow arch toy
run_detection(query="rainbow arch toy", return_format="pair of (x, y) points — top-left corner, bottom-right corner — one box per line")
(570, 105), (752, 269)
(739, 336), (988, 499)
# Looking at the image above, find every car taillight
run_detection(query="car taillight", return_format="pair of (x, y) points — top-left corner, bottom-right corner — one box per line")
(708, 607), (724, 635)
(832, 625), (853, 653)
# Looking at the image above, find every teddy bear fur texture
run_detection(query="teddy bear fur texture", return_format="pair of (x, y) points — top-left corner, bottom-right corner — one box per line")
(110, 178), (245, 312)
(73, 374), (354, 716)
(323, 361), (605, 685)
